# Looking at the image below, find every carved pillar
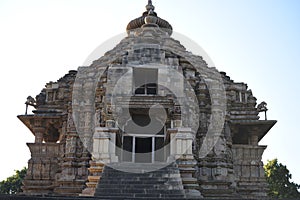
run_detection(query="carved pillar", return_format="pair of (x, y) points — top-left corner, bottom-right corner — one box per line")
(79, 126), (108, 197)
(92, 127), (111, 163)
(197, 120), (237, 198)
(81, 121), (119, 196)
(167, 124), (202, 198)
(92, 120), (118, 163)
(33, 119), (44, 143)
(55, 113), (88, 196)
(168, 127), (194, 160)
(22, 143), (60, 195)
(232, 144), (268, 198)
(22, 117), (60, 195)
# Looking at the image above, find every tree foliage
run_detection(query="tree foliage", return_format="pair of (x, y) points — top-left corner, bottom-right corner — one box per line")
(0, 167), (27, 194)
(264, 159), (300, 198)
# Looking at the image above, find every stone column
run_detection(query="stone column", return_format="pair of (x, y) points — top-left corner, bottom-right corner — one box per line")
(33, 119), (44, 143)
(168, 127), (194, 160)
(232, 144), (268, 198)
(197, 130), (236, 198)
(249, 135), (259, 146)
(167, 124), (202, 198)
(92, 126), (119, 163)
(92, 127), (111, 163)
(22, 117), (62, 195)
(81, 123), (119, 196)
(22, 143), (60, 195)
(108, 127), (119, 163)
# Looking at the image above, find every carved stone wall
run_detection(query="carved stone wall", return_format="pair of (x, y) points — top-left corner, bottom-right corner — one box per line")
(18, 7), (276, 198)
(233, 145), (269, 198)
(22, 143), (60, 195)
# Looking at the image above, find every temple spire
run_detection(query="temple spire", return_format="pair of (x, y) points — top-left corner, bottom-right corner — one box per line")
(146, 0), (155, 12)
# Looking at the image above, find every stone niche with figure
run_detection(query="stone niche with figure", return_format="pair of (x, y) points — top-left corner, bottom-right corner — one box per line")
(18, 1), (276, 199)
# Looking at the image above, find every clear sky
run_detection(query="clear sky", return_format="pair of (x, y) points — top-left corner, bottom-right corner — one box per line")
(0, 0), (299, 183)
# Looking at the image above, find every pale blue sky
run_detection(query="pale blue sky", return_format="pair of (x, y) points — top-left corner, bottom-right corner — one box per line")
(0, 0), (299, 183)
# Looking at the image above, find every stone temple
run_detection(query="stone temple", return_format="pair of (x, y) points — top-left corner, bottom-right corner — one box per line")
(18, 1), (276, 199)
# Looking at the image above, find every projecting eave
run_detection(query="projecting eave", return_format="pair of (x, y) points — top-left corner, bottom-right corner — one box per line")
(230, 120), (277, 144)
(17, 114), (63, 136)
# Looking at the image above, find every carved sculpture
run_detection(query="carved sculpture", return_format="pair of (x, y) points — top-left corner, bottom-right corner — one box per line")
(257, 101), (268, 120)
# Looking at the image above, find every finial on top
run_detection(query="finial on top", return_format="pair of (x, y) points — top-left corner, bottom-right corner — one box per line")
(126, 0), (173, 35)
(146, 0), (155, 11)
(144, 9), (158, 25)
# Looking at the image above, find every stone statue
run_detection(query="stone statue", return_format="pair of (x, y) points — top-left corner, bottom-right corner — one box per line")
(257, 101), (268, 120)
(25, 96), (36, 115)
(257, 101), (267, 112)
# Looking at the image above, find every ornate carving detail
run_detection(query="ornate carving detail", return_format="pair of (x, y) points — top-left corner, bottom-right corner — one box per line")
(36, 92), (46, 106)
(257, 101), (268, 112)
(257, 101), (268, 120)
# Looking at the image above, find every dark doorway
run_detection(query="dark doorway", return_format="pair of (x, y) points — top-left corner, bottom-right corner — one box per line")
(135, 137), (152, 163)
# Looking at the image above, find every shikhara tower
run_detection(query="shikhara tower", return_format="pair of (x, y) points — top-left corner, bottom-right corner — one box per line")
(18, 1), (276, 199)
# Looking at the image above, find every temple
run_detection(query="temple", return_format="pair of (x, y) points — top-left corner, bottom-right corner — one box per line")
(18, 1), (276, 199)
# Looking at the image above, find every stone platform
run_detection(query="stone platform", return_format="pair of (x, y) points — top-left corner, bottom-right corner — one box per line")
(0, 195), (283, 200)
(94, 163), (185, 199)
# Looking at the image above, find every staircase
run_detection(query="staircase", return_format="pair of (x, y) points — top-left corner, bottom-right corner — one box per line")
(94, 162), (186, 199)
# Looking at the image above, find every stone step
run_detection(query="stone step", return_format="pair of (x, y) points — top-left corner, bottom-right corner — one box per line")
(102, 168), (180, 174)
(95, 162), (186, 199)
(100, 171), (181, 176)
(104, 163), (178, 172)
(101, 170), (180, 175)
(94, 193), (185, 198)
(101, 175), (182, 182)
(106, 162), (176, 167)
(97, 183), (183, 190)
(95, 188), (185, 194)
(98, 179), (182, 184)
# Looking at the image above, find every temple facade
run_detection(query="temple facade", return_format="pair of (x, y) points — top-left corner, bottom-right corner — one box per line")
(18, 1), (276, 199)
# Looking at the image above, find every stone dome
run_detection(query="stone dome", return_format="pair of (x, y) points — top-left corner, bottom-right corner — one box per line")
(126, 0), (173, 35)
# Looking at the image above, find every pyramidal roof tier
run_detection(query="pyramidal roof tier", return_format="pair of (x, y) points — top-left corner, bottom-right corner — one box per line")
(126, 0), (173, 35)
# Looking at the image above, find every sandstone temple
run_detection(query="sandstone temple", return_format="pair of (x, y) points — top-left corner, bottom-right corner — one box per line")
(18, 1), (276, 199)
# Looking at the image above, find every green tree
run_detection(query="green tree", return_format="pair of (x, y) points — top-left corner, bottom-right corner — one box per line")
(0, 167), (27, 194)
(264, 159), (300, 198)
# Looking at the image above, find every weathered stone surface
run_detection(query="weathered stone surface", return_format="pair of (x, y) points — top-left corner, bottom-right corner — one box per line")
(18, 1), (276, 199)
